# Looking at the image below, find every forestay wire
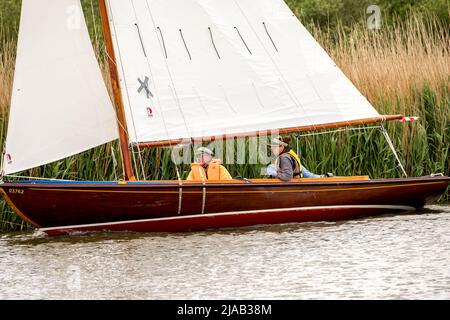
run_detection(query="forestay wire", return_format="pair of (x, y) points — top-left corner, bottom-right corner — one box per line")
(380, 123), (408, 177)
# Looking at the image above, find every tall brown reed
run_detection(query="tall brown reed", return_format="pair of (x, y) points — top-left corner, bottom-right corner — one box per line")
(0, 38), (14, 110)
(312, 13), (449, 106)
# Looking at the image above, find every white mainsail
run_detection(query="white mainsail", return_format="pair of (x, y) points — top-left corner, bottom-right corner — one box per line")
(3, 0), (118, 175)
(106, 0), (380, 144)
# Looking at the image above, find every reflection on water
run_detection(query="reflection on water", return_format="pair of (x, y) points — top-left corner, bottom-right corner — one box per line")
(1, 205), (449, 299)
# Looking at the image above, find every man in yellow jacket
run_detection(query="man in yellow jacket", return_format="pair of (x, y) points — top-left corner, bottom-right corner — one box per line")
(186, 147), (233, 181)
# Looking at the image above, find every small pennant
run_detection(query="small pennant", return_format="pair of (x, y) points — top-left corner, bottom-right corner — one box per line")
(398, 116), (419, 122)
(6, 154), (12, 164)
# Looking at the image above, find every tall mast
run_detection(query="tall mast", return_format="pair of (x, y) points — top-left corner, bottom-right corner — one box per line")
(98, 0), (136, 181)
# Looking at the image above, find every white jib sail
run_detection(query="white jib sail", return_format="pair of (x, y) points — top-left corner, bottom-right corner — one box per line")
(3, 0), (119, 175)
(106, 0), (380, 144)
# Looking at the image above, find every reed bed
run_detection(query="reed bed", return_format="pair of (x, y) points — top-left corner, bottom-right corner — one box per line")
(0, 12), (448, 231)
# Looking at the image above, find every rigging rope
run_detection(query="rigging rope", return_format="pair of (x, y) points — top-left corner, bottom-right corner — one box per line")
(89, 0), (99, 50)
(380, 123), (408, 177)
(101, 34), (128, 180)
(110, 144), (118, 181)
(0, 144), (6, 180)
(130, 145), (147, 180)
(107, 0), (149, 181)
(295, 125), (408, 178)
(297, 125), (382, 138)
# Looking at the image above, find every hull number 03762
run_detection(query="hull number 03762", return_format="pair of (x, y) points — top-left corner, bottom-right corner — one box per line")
(8, 189), (24, 195)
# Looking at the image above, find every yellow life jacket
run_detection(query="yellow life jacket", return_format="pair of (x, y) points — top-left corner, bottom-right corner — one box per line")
(275, 149), (303, 178)
(187, 161), (233, 181)
(207, 161), (221, 180)
(188, 163), (207, 181)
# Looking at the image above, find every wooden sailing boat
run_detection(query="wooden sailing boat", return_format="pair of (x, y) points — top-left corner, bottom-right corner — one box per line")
(0, 0), (448, 236)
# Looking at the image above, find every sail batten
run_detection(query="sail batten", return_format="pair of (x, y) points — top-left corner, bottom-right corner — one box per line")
(3, 0), (118, 175)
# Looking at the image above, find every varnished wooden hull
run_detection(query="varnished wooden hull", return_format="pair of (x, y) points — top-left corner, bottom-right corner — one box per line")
(1, 176), (449, 236)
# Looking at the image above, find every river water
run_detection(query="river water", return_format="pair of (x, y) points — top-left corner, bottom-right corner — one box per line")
(0, 205), (449, 300)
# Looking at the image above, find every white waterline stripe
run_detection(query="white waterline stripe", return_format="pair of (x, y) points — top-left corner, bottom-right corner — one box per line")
(40, 205), (416, 232)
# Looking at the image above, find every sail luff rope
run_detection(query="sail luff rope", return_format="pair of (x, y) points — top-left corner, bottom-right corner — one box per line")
(101, 39), (128, 180)
(107, 0), (147, 180)
(90, 1), (132, 181)
(107, 0), (144, 180)
(103, 49), (127, 131)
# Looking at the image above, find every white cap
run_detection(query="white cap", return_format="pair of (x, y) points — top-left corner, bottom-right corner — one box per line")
(270, 137), (288, 147)
(195, 147), (214, 156)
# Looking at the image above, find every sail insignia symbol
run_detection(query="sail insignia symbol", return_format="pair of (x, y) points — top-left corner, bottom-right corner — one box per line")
(146, 107), (154, 118)
(137, 76), (154, 99)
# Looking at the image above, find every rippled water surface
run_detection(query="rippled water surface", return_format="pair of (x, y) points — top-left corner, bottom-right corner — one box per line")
(1, 205), (450, 299)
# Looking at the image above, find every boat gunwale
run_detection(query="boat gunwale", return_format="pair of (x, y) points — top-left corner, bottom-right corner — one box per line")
(1, 176), (449, 190)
